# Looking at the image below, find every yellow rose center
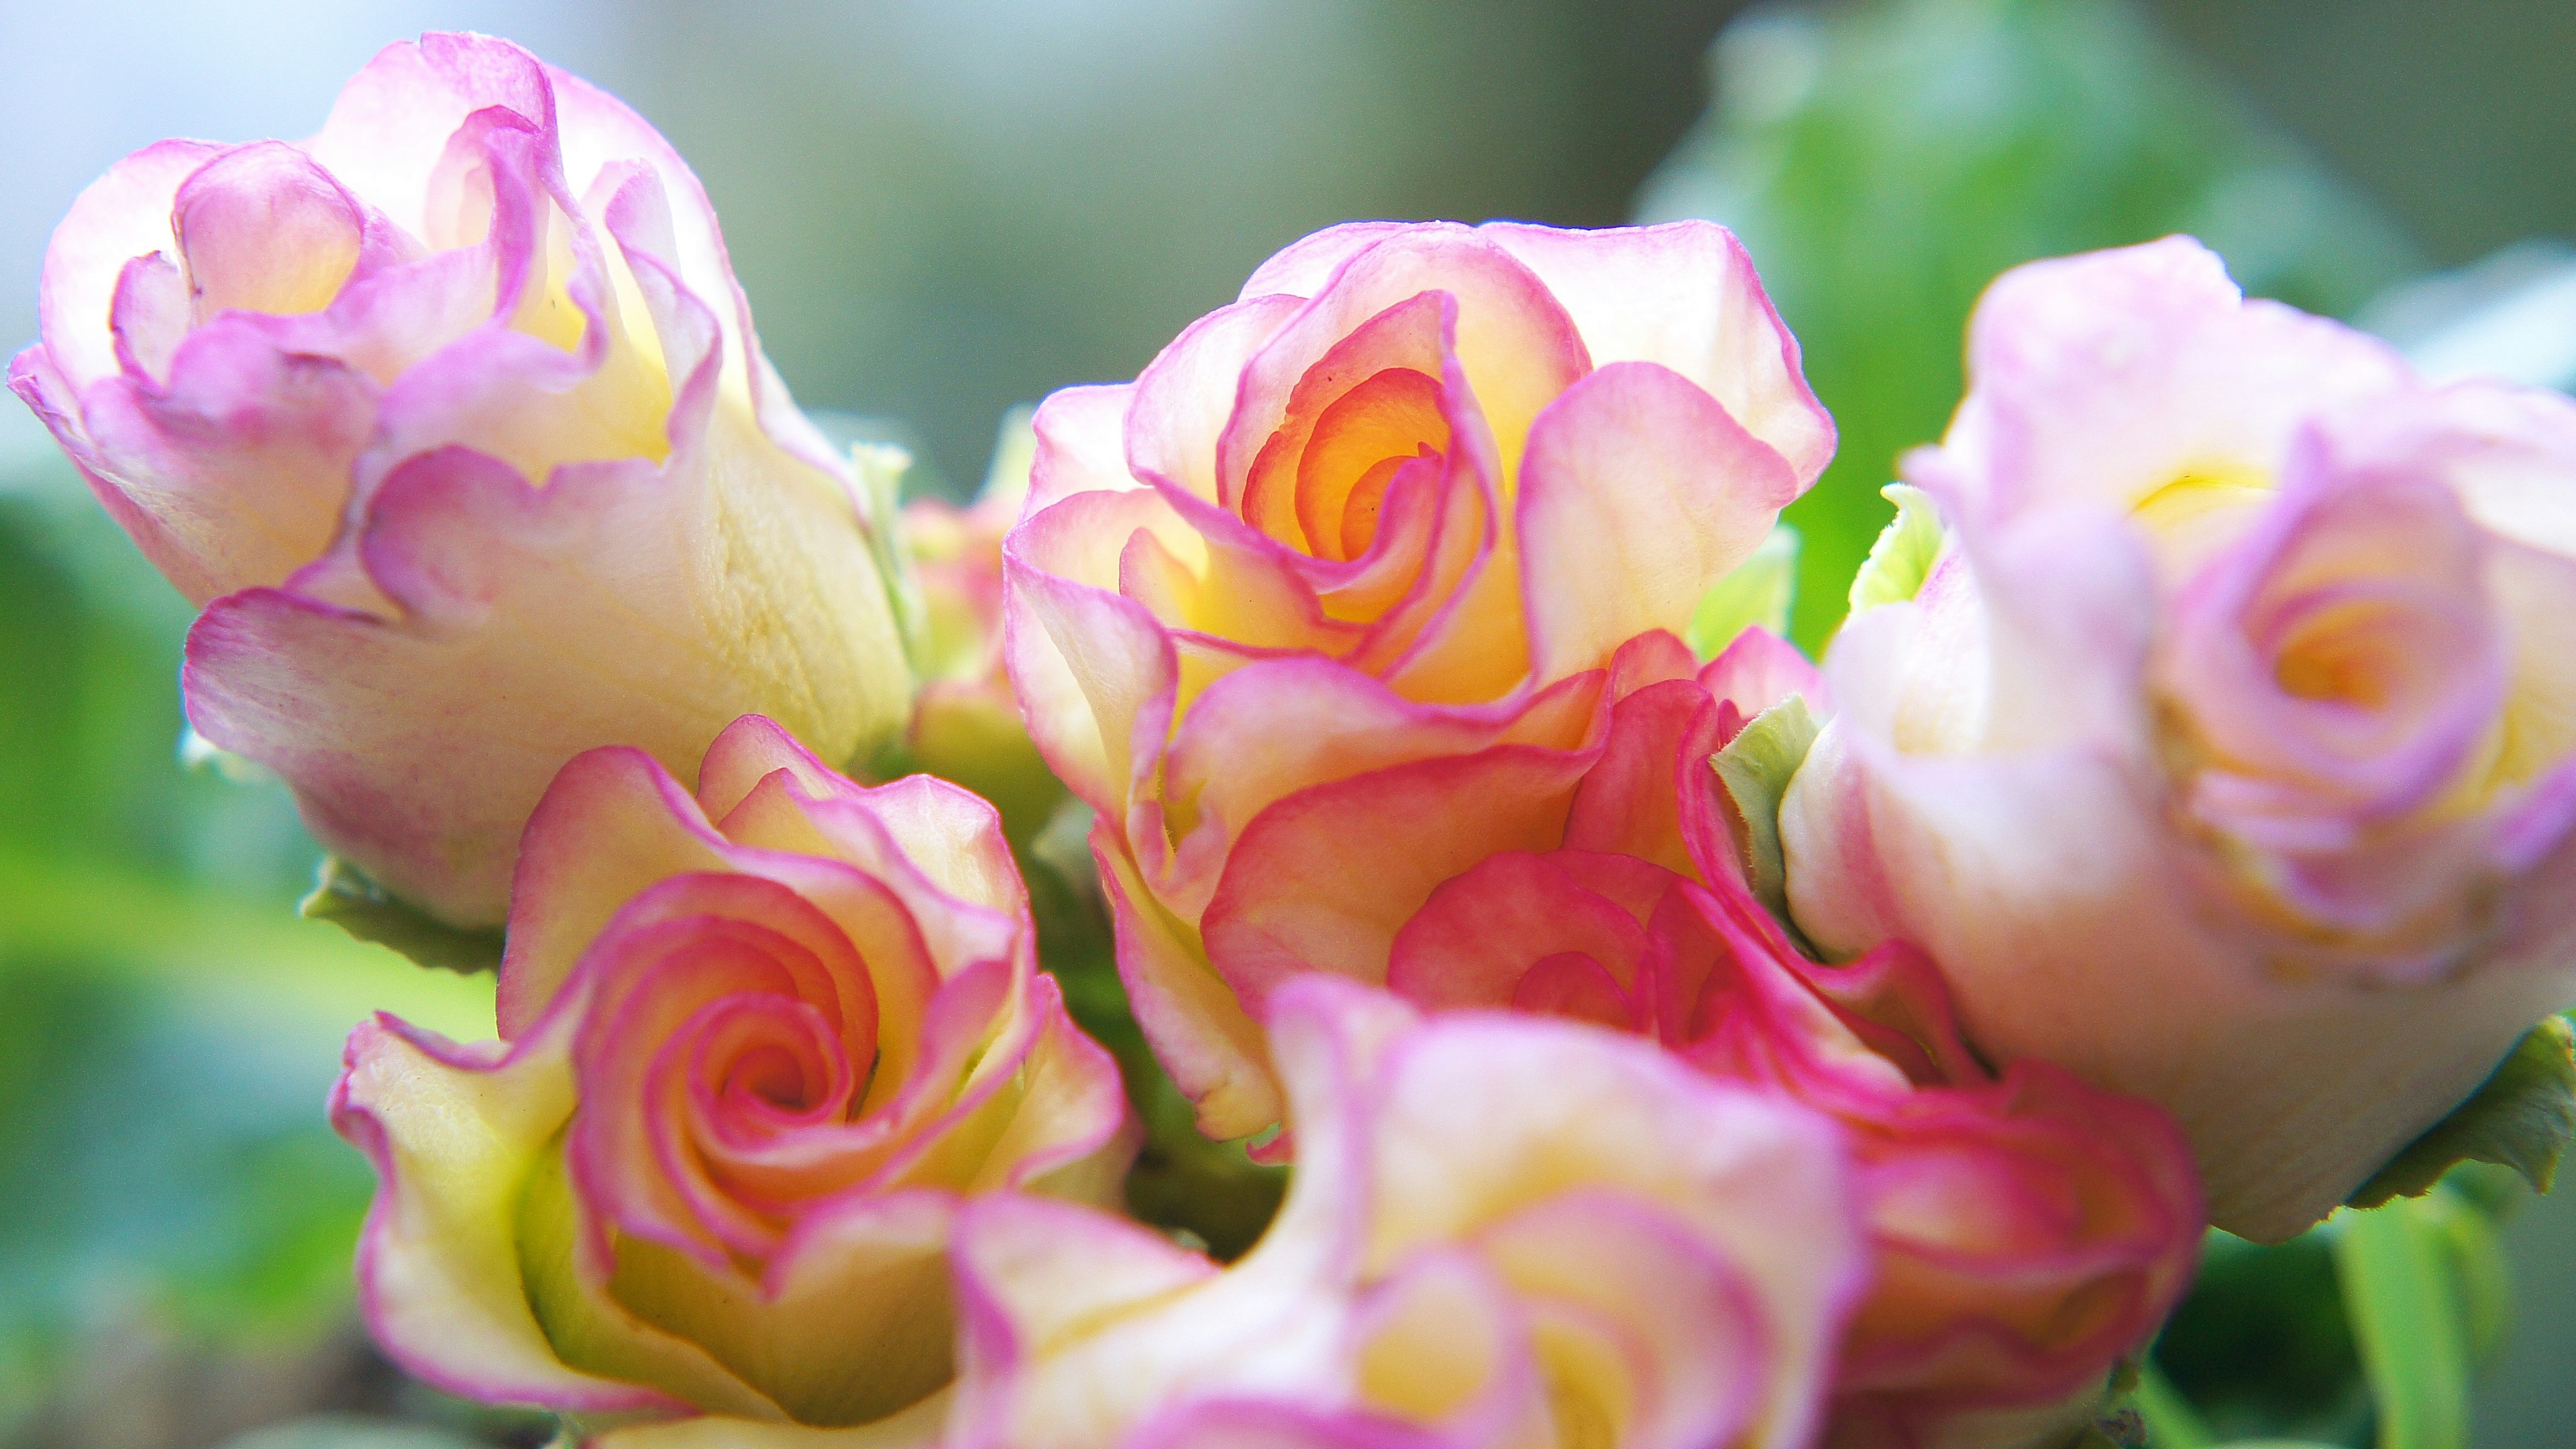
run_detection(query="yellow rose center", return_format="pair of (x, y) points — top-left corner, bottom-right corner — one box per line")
(2131, 464), (2275, 577)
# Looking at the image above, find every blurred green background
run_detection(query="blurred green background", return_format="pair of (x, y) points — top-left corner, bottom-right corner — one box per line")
(3, 1), (2573, 1445)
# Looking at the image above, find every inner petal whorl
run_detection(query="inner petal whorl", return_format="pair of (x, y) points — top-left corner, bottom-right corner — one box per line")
(1295, 366), (1450, 564)
(684, 992), (855, 1138)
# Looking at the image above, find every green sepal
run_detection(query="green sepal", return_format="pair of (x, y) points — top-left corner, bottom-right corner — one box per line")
(299, 855), (504, 975)
(1709, 695), (1821, 947)
(1685, 524), (1800, 660)
(850, 439), (933, 680)
(1846, 482), (1943, 616)
(2348, 1014), (2576, 1209)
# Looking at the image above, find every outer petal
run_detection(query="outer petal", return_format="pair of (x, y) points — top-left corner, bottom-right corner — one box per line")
(1699, 627), (1826, 721)
(1236, 222), (1415, 302)
(184, 402), (908, 928)
(1152, 657), (1603, 917)
(1099, 832), (1284, 1142)
(1481, 219), (1835, 490)
(1026, 383), (1142, 515)
(1517, 362), (1800, 684)
(34, 138), (222, 392)
(1199, 746), (1601, 1010)
(1385, 851), (1662, 1014)
(72, 317), (378, 602)
(949, 1193), (1346, 1449)
(1003, 487), (1188, 818)
(332, 1010), (761, 1417)
(1945, 236), (2408, 523)
(608, 1190), (961, 1426)
(303, 33), (557, 246)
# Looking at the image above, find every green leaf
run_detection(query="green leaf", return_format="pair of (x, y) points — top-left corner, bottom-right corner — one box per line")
(1710, 696), (1822, 941)
(2153, 1227), (2367, 1446)
(1847, 483), (1944, 615)
(215, 1415), (487, 1449)
(2134, 1360), (2214, 1449)
(2331, 1199), (2470, 1449)
(2416, 1185), (2514, 1365)
(2348, 1014), (2576, 1208)
(1685, 525), (1800, 659)
(299, 855), (505, 975)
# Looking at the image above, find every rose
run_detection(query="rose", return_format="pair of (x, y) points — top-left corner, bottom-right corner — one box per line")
(9, 33), (911, 926)
(1197, 623), (2199, 1443)
(945, 975), (1866, 1449)
(1780, 237), (2576, 1238)
(330, 716), (1131, 1434)
(1005, 219), (1832, 1135)
(897, 413), (1067, 846)
(1393, 850), (2200, 1446)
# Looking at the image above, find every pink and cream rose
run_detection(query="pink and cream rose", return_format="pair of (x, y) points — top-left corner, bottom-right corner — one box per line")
(1005, 219), (1833, 1136)
(1782, 237), (2576, 1238)
(1219, 628), (2202, 1444)
(331, 716), (1130, 1435)
(945, 974), (1867, 1449)
(9, 33), (911, 927)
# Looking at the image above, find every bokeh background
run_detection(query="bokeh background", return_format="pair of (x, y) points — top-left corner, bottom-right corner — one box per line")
(1, 1), (2571, 1445)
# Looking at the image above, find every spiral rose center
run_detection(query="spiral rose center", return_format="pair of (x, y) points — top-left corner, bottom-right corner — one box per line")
(2270, 600), (2404, 709)
(685, 991), (858, 1138)
(1291, 366), (1450, 563)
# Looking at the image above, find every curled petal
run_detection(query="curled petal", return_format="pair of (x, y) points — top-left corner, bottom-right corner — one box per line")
(1481, 219), (1835, 490)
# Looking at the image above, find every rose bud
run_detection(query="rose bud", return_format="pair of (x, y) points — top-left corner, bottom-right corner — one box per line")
(1782, 237), (2576, 1238)
(330, 716), (1130, 1432)
(9, 33), (911, 926)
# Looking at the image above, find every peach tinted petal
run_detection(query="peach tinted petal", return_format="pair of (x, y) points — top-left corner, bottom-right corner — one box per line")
(1130, 294), (1306, 506)
(1479, 220), (1833, 490)
(1219, 227), (1586, 504)
(1518, 362), (1801, 684)
(1385, 851), (1658, 1012)
(1200, 745), (1601, 1007)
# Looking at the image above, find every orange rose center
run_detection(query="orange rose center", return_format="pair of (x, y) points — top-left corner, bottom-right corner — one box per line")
(1289, 366), (1450, 563)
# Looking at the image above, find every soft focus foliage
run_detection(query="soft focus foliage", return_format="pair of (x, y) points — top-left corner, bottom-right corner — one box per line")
(1638, 0), (2418, 648)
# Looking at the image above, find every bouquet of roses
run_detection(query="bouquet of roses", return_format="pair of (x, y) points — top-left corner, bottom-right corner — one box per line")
(14, 32), (2571, 1449)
